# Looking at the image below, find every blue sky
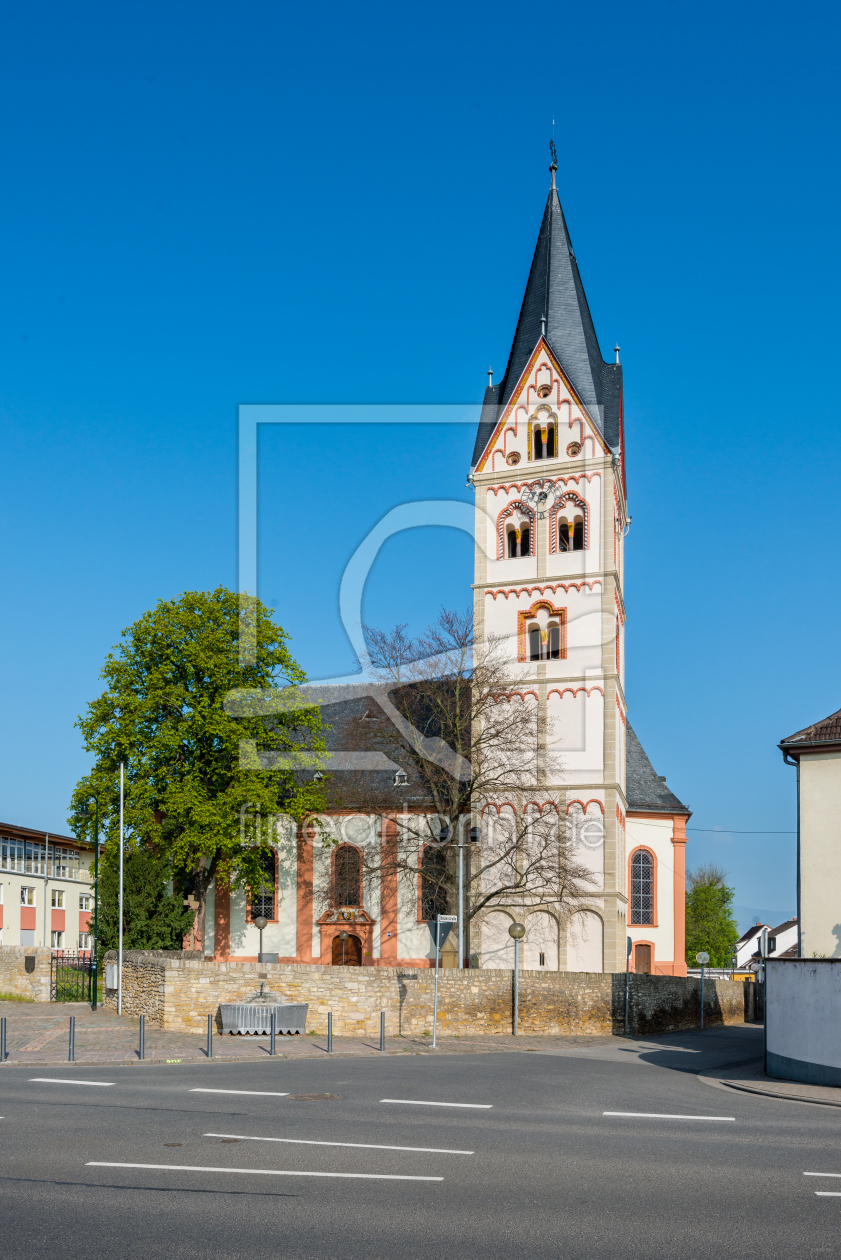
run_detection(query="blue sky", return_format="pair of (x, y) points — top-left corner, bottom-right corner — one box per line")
(1, 0), (838, 931)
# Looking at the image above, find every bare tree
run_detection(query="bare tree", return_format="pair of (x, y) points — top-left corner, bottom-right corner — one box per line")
(324, 609), (597, 962)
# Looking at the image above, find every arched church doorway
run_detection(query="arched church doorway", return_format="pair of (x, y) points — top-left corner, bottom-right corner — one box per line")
(332, 933), (362, 966)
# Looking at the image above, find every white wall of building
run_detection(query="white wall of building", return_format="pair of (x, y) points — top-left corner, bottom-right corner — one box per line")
(800, 752), (841, 958)
(766, 959), (841, 1085)
(626, 816), (675, 969)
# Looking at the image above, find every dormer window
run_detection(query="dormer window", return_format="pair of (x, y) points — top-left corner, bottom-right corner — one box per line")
(507, 526), (530, 558)
(558, 517), (585, 552)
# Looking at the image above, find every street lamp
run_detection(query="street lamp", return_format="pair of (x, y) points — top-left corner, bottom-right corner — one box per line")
(339, 929), (349, 966)
(80, 798), (100, 1011)
(696, 951), (710, 1030)
(254, 915), (268, 962)
(509, 922), (525, 1035)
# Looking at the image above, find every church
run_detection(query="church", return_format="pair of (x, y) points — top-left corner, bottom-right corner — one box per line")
(205, 152), (690, 976)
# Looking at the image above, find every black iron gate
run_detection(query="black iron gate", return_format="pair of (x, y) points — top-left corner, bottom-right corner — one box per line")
(50, 951), (94, 1003)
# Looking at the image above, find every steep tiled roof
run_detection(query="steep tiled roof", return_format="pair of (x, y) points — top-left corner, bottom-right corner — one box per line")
(735, 923), (766, 948)
(307, 688), (688, 817)
(781, 707), (841, 747)
(471, 179), (622, 470)
(625, 724), (689, 814)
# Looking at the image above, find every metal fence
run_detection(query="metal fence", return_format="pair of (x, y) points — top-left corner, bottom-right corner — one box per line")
(50, 951), (94, 1003)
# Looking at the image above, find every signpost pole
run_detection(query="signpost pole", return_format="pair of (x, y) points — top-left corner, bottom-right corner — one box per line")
(118, 761), (124, 1016)
(457, 843), (464, 969)
(432, 921), (441, 1049)
(432, 914), (458, 1049)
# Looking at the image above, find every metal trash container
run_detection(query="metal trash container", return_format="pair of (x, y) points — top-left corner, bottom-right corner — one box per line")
(219, 1001), (308, 1036)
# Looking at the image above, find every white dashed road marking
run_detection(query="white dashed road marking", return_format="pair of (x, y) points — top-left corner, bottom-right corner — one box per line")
(380, 1099), (492, 1109)
(30, 1078), (115, 1087)
(86, 1162), (443, 1182)
(204, 1132), (473, 1154)
(603, 1112), (735, 1122)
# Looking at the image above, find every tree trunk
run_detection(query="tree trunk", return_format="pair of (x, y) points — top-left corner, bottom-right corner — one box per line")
(193, 855), (218, 957)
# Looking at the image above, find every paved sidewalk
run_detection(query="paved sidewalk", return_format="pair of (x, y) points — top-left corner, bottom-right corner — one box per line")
(0, 1000), (615, 1066)
(699, 1047), (841, 1108)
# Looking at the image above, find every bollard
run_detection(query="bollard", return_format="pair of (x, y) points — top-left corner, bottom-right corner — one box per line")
(270, 1009), (276, 1057)
(380, 1010), (385, 1052)
(139, 1015), (145, 1061)
(206, 1013), (213, 1059)
(69, 1016), (75, 1063)
(1, 1016), (6, 1063)
(327, 1011), (333, 1054)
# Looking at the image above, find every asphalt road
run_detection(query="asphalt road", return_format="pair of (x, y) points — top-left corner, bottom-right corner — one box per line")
(1, 1024), (838, 1259)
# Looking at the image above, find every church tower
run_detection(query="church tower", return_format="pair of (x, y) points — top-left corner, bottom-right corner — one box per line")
(470, 148), (629, 973)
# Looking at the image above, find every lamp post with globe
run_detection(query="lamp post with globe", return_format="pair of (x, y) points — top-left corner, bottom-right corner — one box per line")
(339, 930), (349, 966)
(254, 916), (268, 962)
(509, 922), (526, 1035)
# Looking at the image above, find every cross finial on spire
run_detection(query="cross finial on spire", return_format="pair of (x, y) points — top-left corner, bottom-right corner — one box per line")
(549, 122), (557, 190)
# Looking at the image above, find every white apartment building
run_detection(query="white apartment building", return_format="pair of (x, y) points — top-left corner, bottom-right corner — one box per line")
(0, 821), (95, 951)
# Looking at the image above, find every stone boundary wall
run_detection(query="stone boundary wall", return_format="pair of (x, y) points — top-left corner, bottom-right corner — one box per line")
(101, 950), (201, 1024)
(0, 947), (52, 1001)
(109, 955), (750, 1037)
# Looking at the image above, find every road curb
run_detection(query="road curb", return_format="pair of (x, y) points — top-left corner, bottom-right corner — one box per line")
(698, 1058), (841, 1109)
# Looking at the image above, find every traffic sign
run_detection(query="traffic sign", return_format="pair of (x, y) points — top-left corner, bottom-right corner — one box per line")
(437, 914), (458, 923)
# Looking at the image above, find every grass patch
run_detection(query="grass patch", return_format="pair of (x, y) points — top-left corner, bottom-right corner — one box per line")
(0, 991), (35, 1002)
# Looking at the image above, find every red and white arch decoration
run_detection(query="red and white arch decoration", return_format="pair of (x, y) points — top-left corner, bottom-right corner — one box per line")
(548, 492), (590, 554)
(496, 501), (536, 560)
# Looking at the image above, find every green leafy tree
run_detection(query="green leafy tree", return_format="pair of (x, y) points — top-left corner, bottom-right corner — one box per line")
(685, 864), (740, 967)
(96, 848), (195, 952)
(69, 588), (326, 950)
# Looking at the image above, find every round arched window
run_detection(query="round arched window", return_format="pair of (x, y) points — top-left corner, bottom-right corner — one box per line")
(630, 850), (654, 925)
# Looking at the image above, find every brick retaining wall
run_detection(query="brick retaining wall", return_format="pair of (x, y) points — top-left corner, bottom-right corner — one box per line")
(103, 954), (749, 1037)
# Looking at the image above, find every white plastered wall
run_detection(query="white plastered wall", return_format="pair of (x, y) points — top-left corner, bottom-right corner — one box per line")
(626, 816), (675, 969)
(799, 752), (841, 958)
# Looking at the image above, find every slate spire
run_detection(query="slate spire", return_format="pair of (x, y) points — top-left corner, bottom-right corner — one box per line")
(471, 155), (623, 469)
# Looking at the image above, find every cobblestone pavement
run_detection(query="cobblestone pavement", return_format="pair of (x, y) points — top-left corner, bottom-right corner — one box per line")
(0, 1000), (615, 1066)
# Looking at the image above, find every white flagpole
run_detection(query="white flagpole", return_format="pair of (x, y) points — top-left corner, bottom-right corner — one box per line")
(118, 761), (124, 1015)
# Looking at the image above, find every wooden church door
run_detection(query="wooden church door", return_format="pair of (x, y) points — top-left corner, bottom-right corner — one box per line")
(332, 933), (362, 966)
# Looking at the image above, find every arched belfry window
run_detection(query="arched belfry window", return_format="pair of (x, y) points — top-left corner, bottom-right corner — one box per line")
(630, 850), (654, 925)
(528, 622), (561, 662)
(518, 601), (566, 663)
(532, 424), (556, 460)
(558, 517), (585, 552)
(507, 526), (530, 557)
(497, 503), (534, 560)
(333, 845), (362, 908)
